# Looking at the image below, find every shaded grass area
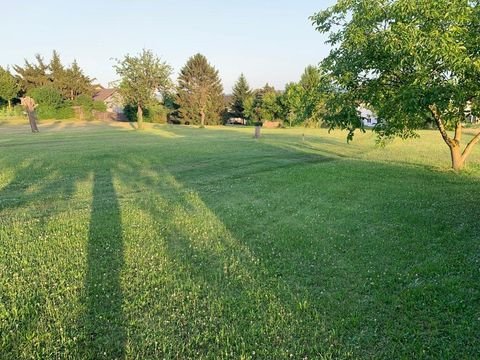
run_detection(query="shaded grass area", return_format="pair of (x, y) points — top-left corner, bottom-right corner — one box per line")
(0, 122), (479, 359)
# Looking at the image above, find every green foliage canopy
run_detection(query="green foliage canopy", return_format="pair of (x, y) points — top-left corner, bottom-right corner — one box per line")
(27, 86), (74, 119)
(29, 86), (63, 109)
(177, 54), (224, 126)
(248, 84), (281, 123)
(13, 51), (93, 100)
(0, 66), (19, 108)
(64, 59), (94, 100)
(312, 0), (480, 170)
(115, 49), (172, 129)
(280, 66), (332, 127)
(230, 74), (252, 119)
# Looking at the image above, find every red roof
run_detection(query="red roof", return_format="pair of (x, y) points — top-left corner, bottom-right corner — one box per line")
(93, 88), (116, 101)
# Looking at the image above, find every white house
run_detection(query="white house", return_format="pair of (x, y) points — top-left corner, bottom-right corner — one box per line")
(358, 106), (378, 127)
(464, 102), (479, 124)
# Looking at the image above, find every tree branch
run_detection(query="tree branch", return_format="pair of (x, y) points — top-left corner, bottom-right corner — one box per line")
(428, 105), (456, 148)
(454, 121), (462, 143)
(461, 129), (480, 163)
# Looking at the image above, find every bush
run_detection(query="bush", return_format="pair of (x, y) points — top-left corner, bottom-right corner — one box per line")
(54, 106), (74, 119)
(27, 86), (74, 120)
(13, 104), (24, 116)
(28, 86), (63, 109)
(36, 105), (74, 120)
(124, 102), (168, 123)
(92, 100), (107, 112)
(73, 95), (107, 119)
(75, 94), (93, 109)
(123, 104), (137, 121)
(0, 104), (24, 117)
(145, 102), (168, 123)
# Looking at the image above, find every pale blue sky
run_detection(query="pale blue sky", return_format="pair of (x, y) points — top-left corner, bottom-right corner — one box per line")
(0, 0), (336, 92)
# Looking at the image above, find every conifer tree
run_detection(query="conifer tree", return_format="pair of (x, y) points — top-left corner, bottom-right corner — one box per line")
(13, 51), (93, 100)
(177, 54), (224, 126)
(49, 50), (67, 96)
(0, 66), (20, 110)
(230, 73), (251, 119)
(13, 54), (50, 93)
(65, 60), (94, 100)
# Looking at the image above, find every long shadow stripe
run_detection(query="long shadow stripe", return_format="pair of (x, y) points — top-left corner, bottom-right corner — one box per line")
(81, 169), (125, 359)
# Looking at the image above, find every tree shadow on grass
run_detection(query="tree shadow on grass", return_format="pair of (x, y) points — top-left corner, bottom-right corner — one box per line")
(112, 131), (480, 358)
(2, 124), (479, 358)
(0, 158), (85, 357)
(0, 149), (127, 358)
(113, 156), (342, 359)
(80, 168), (125, 359)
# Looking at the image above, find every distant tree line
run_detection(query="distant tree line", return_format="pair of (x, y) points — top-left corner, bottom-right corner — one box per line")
(112, 50), (337, 128)
(0, 50), (104, 119)
(1, 49), (336, 128)
(3, 0), (480, 171)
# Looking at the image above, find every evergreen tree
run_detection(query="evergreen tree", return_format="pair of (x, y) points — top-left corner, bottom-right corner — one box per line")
(13, 54), (50, 93)
(65, 60), (94, 100)
(230, 73), (251, 119)
(13, 51), (93, 100)
(0, 66), (20, 110)
(49, 50), (67, 96)
(177, 54), (224, 126)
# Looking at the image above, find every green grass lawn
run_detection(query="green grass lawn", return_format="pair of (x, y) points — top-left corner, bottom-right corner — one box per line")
(1, 120), (479, 359)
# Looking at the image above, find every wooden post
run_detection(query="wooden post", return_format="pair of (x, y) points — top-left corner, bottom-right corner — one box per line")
(21, 97), (40, 133)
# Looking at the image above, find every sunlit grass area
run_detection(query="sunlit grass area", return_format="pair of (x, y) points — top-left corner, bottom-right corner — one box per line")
(1, 121), (479, 359)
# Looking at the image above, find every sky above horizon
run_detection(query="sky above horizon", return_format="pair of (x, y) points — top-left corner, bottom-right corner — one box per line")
(1, 0), (336, 93)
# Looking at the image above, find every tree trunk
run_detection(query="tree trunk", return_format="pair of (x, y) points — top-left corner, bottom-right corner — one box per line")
(21, 97), (39, 133)
(7, 99), (12, 112)
(449, 144), (464, 171)
(137, 105), (144, 130)
(200, 110), (205, 128)
(428, 105), (479, 171)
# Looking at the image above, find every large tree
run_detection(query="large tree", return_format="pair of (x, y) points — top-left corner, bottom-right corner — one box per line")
(13, 54), (50, 93)
(49, 50), (67, 96)
(0, 66), (19, 110)
(280, 66), (332, 127)
(65, 60), (94, 100)
(177, 54), (224, 126)
(114, 49), (172, 130)
(280, 82), (303, 127)
(250, 84), (281, 122)
(230, 73), (252, 119)
(13, 51), (93, 100)
(312, 0), (480, 170)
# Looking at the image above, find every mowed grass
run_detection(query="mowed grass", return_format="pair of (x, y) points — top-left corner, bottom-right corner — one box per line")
(0, 120), (479, 359)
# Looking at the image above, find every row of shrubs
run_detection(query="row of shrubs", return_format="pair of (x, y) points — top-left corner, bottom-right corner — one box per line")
(26, 85), (170, 123)
(0, 86), (107, 120)
(1, 86), (171, 123)
(28, 87), (107, 120)
(123, 103), (169, 123)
